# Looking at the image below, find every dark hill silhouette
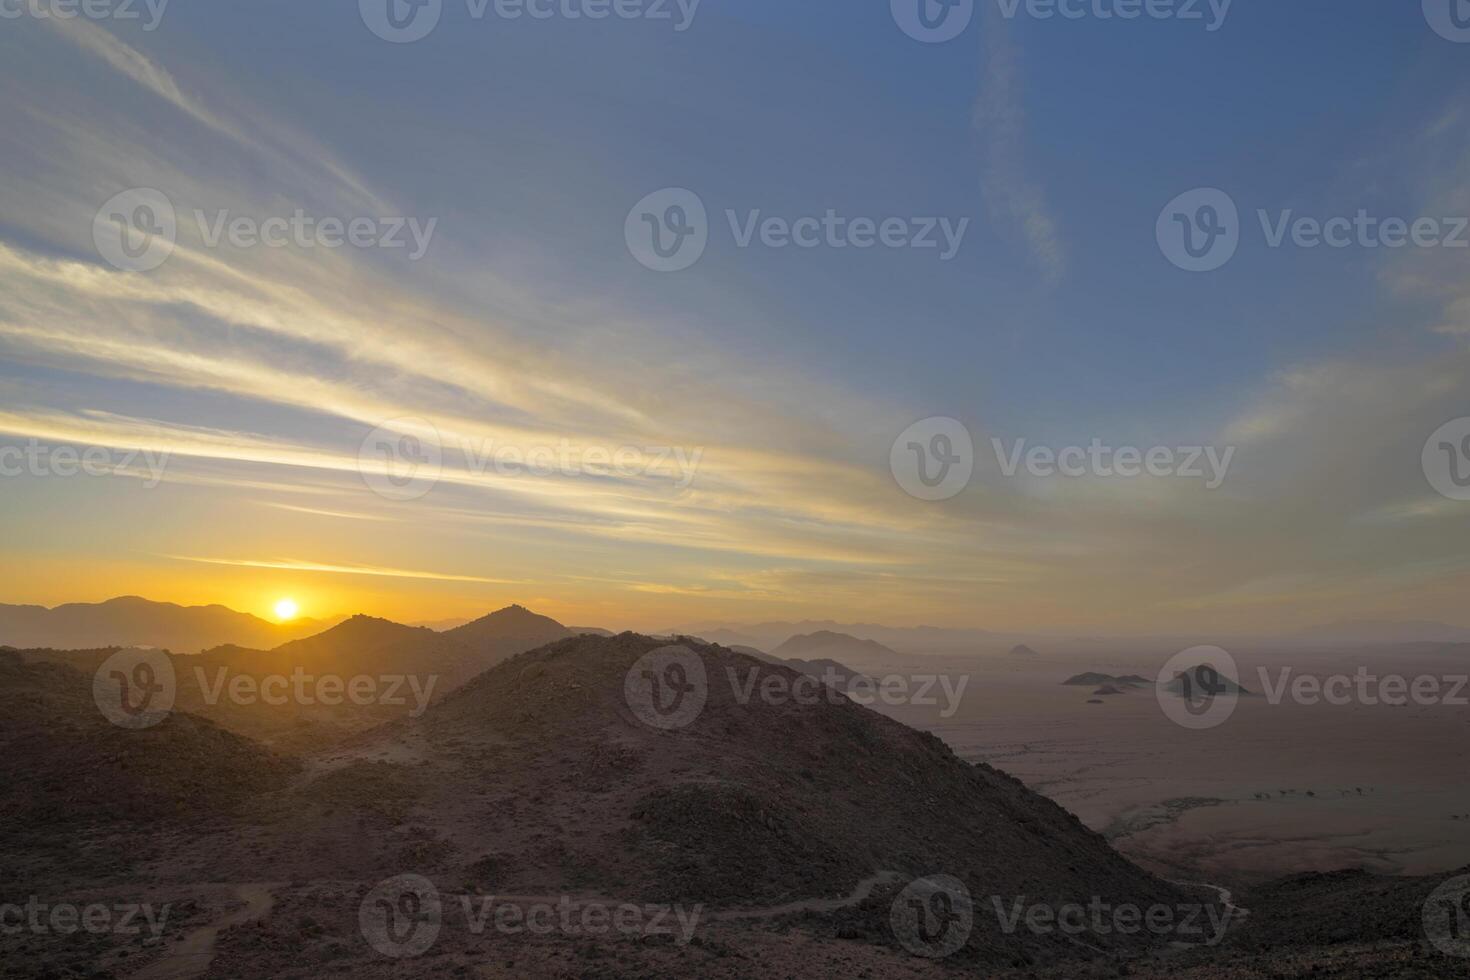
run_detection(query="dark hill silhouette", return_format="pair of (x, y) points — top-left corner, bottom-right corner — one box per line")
(0, 596), (328, 653)
(329, 633), (1185, 968)
(12, 607), (579, 754)
(1063, 672), (1151, 688)
(771, 630), (898, 667)
(444, 603), (571, 659)
(0, 651), (294, 830)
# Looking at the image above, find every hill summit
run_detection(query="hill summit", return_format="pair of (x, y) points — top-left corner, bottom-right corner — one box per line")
(322, 632), (1185, 967)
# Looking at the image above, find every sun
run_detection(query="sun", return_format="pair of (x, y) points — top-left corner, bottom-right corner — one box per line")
(274, 598), (300, 622)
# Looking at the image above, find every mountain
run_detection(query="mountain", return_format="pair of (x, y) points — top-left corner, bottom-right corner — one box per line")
(1009, 643), (1040, 656)
(1161, 663), (1256, 697)
(1063, 672), (1151, 687)
(0, 596), (328, 653)
(305, 633), (1187, 970)
(673, 619), (1005, 654)
(12, 607), (578, 754)
(742, 646), (870, 689)
(0, 650), (295, 832)
(771, 630), (900, 667)
(444, 603), (572, 658)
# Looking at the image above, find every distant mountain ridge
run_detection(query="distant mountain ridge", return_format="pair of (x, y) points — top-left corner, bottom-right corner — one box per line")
(15, 604), (579, 753)
(771, 630), (899, 665)
(0, 596), (330, 654)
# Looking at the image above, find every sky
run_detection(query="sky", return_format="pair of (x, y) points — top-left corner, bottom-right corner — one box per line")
(0, 0), (1467, 632)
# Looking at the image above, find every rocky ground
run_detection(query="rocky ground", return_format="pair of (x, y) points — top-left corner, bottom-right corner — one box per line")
(4, 637), (1470, 978)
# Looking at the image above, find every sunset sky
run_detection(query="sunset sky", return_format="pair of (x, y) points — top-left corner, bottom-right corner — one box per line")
(1, 1), (1467, 632)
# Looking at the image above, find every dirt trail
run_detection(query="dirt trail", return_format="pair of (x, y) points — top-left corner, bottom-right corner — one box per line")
(131, 883), (279, 980)
(1164, 878), (1250, 949)
(713, 871), (904, 920)
(454, 870), (903, 923)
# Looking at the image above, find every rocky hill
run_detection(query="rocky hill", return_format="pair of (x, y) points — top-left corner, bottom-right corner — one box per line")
(288, 633), (1188, 969)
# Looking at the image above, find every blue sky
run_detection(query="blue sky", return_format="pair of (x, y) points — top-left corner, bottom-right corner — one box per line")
(0, 1), (1467, 630)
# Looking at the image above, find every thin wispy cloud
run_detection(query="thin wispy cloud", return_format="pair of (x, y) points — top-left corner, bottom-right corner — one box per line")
(971, 11), (1065, 285)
